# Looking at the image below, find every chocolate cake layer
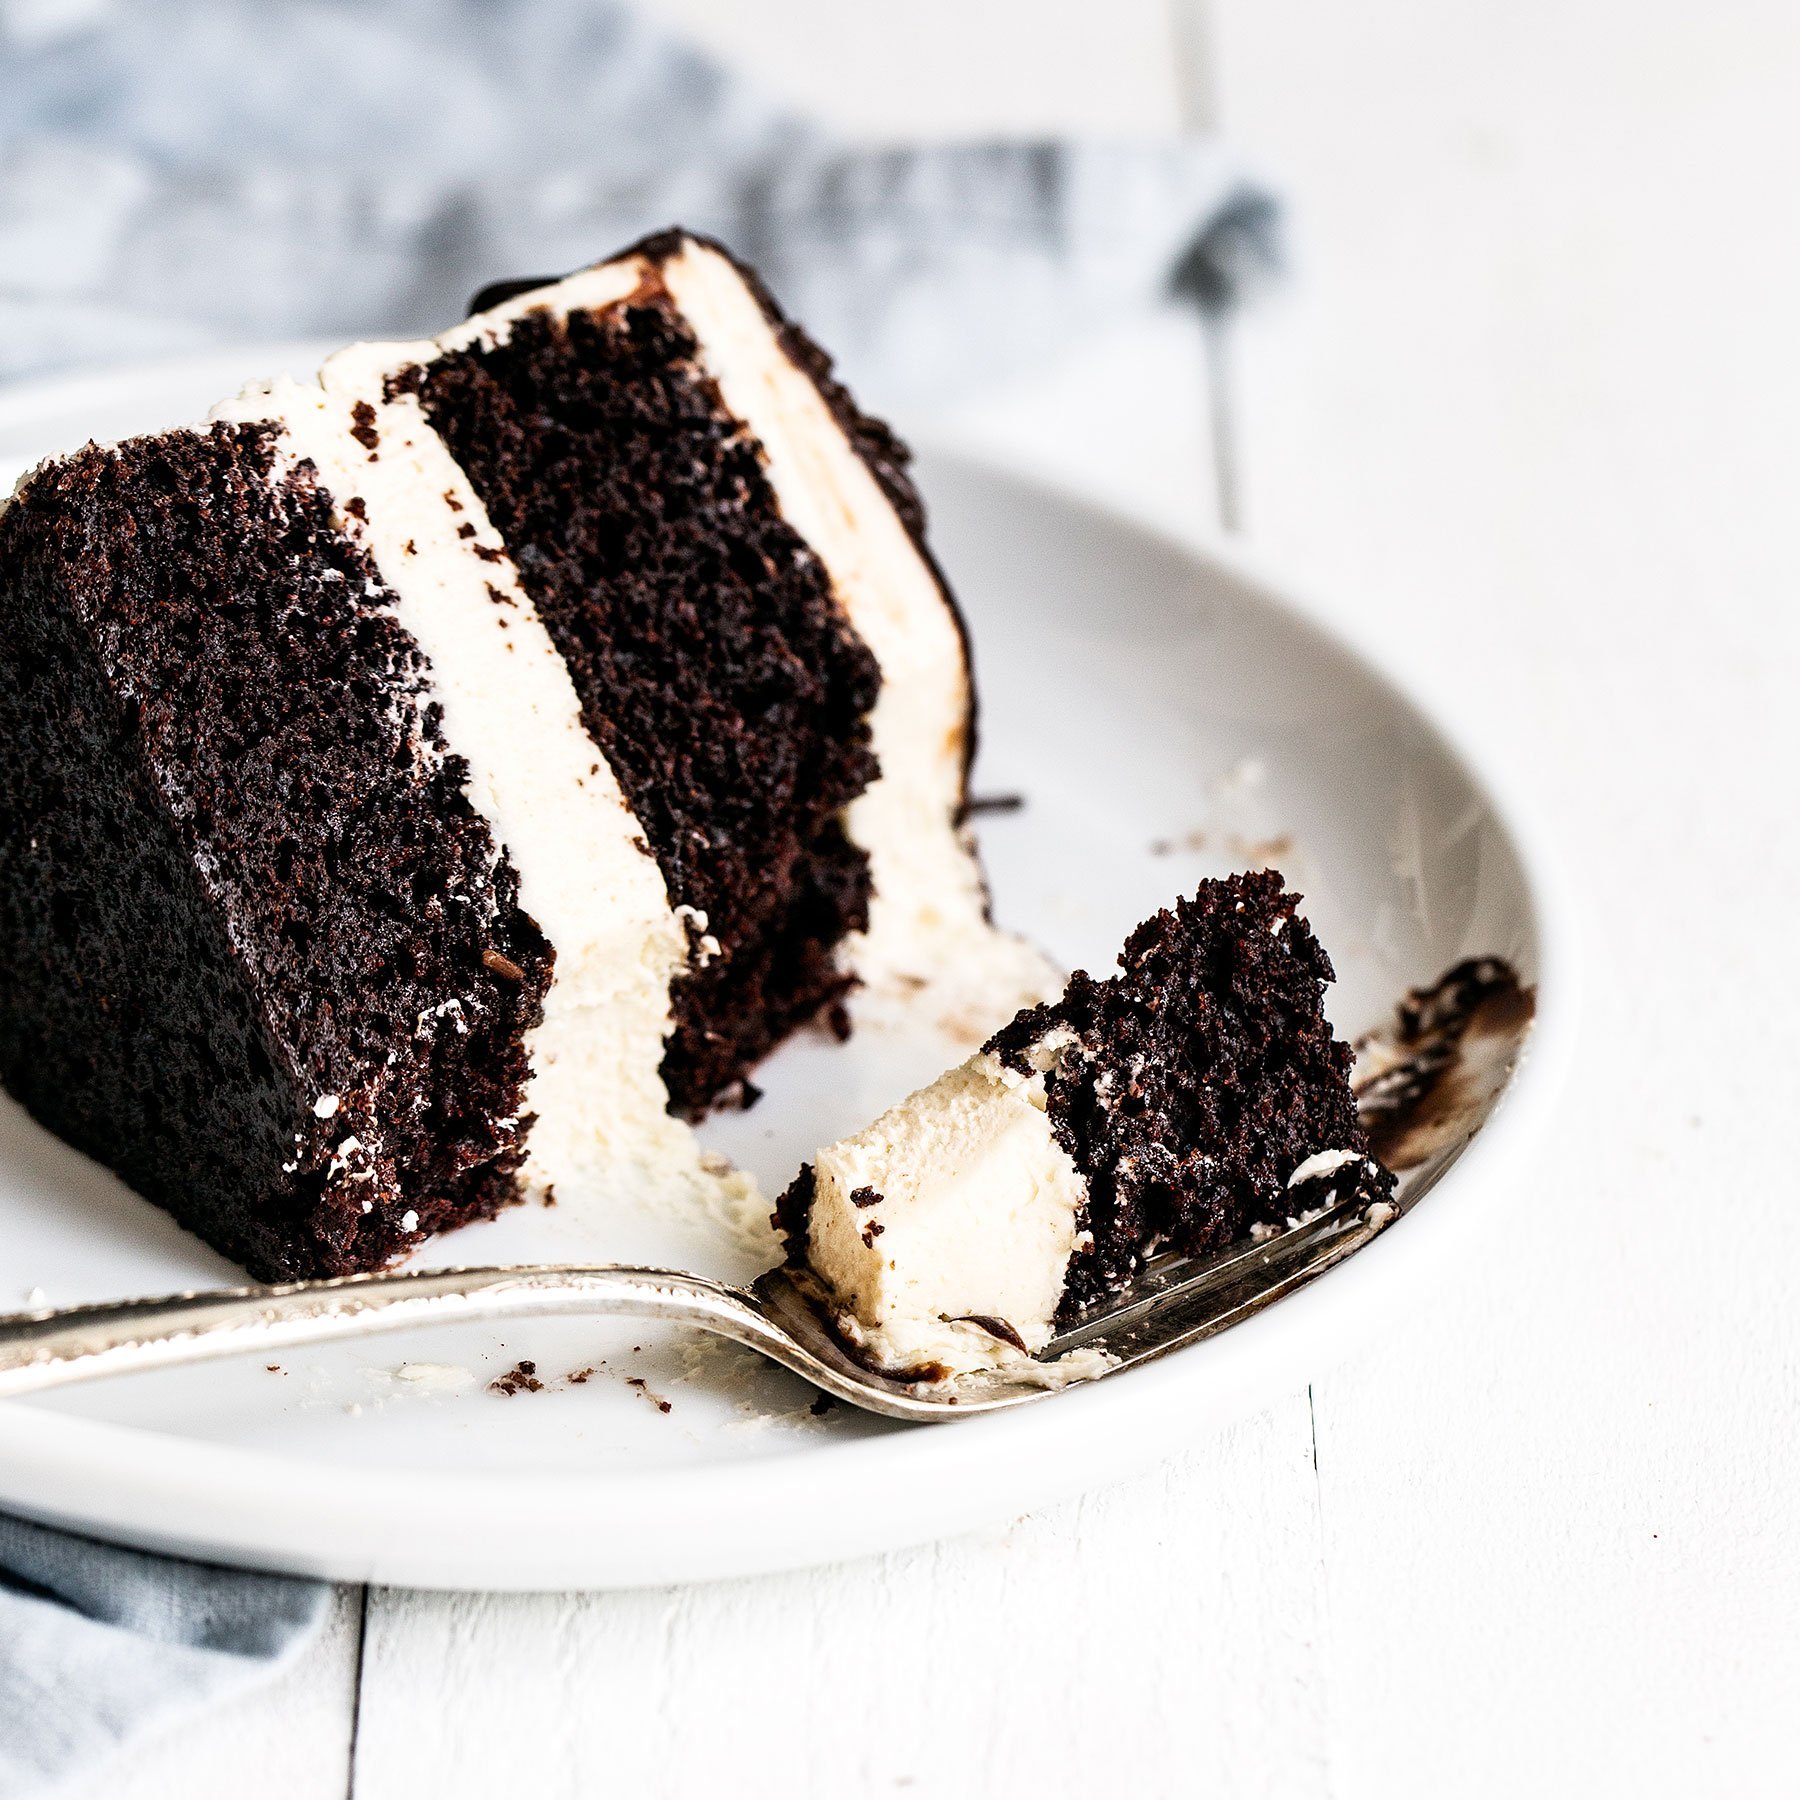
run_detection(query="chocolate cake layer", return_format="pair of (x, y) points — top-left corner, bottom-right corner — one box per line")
(989, 870), (1387, 1319)
(401, 287), (881, 1116)
(0, 425), (549, 1279)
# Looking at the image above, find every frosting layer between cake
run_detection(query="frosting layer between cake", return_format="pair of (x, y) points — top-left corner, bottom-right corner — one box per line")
(214, 314), (699, 1208)
(403, 249), (883, 1114)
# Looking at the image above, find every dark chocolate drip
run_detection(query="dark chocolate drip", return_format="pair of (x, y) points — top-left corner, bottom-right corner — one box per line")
(467, 276), (564, 316)
(1355, 958), (1536, 1171)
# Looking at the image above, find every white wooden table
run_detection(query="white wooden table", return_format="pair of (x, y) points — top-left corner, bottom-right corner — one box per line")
(78, 2), (1800, 1794)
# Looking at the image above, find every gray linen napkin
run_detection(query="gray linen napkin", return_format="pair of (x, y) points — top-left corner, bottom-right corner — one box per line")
(0, 1514), (329, 1795)
(0, 1), (1275, 1793)
(0, 0), (1274, 404)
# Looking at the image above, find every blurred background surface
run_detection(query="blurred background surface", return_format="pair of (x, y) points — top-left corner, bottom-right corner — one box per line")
(640, 0), (1214, 137)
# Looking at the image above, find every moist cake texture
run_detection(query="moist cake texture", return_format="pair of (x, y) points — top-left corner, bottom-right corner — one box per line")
(399, 282), (881, 1115)
(0, 426), (549, 1278)
(0, 228), (1054, 1280)
(780, 871), (1396, 1379)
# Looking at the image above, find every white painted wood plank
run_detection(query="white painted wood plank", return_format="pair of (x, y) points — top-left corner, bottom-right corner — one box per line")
(1213, 1), (1800, 1793)
(63, 1585), (363, 1800)
(637, 0), (1189, 141)
(350, 1399), (1328, 1800)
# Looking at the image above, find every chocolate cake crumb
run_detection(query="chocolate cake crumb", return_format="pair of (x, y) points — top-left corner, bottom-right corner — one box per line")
(626, 1375), (673, 1414)
(349, 401), (379, 451)
(860, 1218), (885, 1247)
(491, 1359), (544, 1396)
(850, 1185), (883, 1208)
(773, 1164), (815, 1243)
(965, 792), (1025, 815)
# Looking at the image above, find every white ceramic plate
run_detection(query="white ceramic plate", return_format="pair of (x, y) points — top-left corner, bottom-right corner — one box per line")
(0, 347), (1573, 1591)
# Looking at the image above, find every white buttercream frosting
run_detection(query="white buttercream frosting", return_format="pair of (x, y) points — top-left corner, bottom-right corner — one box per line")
(1285, 1147), (1364, 1188)
(804, 1043), (1089, 1379)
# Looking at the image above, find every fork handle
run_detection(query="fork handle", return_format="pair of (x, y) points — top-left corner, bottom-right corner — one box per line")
(0, 1265), (781, 1399)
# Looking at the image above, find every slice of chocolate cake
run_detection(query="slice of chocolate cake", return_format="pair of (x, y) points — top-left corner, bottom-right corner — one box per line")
(778, 872), (1396, 1381)
(0, 229), (1053, 1280)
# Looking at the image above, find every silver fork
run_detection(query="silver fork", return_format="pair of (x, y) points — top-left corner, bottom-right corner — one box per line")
(0, 1188), (1404, 1421)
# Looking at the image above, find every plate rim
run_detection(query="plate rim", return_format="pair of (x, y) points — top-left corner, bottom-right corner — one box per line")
(0, 350), (1580, 1590)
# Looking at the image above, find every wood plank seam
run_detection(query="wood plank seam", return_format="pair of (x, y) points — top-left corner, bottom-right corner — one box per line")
(344, 1585), (371, 1800)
